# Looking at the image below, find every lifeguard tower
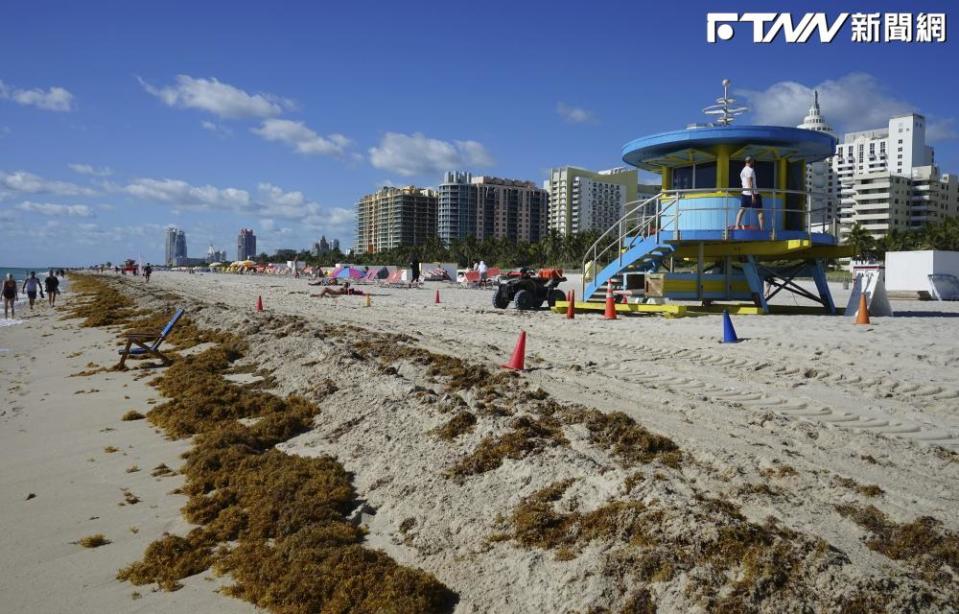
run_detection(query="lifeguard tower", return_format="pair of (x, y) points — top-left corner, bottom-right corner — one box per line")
(576, 80), (853, 315)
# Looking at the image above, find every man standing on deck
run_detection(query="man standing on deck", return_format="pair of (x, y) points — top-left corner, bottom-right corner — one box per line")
(735, 156), (764, 231)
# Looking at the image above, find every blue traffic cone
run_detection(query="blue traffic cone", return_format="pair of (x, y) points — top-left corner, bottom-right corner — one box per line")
(722, 310), (739, 343)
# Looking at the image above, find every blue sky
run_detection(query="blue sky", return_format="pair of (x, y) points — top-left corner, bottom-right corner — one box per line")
(0, 0), (955, 265)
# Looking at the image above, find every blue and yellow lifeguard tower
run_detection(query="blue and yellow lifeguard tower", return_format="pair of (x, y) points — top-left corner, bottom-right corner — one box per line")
(576, 81), (852, 316)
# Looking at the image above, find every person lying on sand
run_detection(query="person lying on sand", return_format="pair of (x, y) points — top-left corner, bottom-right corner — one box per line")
(311, 282), (365, 298)
(308, 278), (338, 287)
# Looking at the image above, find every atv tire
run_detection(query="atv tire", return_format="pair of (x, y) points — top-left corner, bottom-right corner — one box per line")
(514, 289), (541, 310)
(547, 289), (567, 307)
(492, 286), (511, 309)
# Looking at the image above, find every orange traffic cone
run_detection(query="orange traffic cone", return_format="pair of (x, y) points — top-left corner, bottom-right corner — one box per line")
(603, 282), (617, 320)
(435, 289), (441, 304)
(502, 330), (527, 371)
(256, 295), (264, 312)
(566, 289), (575, 320)
(855, 293), (870, 325)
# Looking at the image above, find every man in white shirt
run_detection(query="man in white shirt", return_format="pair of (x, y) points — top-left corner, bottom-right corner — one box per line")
(734, 156), (764, 231)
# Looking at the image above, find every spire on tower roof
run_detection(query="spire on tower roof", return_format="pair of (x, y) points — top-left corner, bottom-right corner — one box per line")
(798, 90), (833, 136)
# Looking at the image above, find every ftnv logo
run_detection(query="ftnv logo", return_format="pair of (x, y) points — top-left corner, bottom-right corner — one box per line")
(707, 13), (849, 43)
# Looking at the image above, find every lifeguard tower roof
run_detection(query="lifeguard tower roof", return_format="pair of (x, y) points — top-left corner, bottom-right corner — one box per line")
(622, 125), (836, 171)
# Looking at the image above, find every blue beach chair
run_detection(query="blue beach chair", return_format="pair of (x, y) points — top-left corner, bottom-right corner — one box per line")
(117, 308), (184, 368)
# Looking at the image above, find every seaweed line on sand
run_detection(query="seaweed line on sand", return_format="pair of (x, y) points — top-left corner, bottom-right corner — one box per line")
(68, 274), (457, 613)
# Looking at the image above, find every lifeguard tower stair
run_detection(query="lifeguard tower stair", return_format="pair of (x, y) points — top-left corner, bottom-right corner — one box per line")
(583, 234), (673, 301)
(582, 192), (678, 301)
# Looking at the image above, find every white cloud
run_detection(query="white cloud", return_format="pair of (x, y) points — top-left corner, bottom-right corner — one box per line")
(738, 73), (956, 140)
(252, 119), (352, 156)
(16, 201), (94, 217)
(201, 120), (234, 138)
(118, 177), (251, 211)
(927, 118), (958, 143)
(0, 170), (96, 196)
(68, 163), (113, 177)
(250, 183), (354, 250)
(69, 222), (167, 246)
(368, 132), (495, 177)
(138, 75), (290, 119)
(556, 102), (595, 124)
(255, 183), (354, 231)
(324, 207), (355, 226)
(0, 80), (74, 112)
(259, 182), (305, 207)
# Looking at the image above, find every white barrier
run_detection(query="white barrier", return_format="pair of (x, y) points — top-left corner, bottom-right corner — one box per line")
(846, 270), (893, 317)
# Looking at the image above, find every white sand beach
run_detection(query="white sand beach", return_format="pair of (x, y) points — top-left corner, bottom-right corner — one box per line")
(0, 302), (256, 613)
(2, 271), (957, 612)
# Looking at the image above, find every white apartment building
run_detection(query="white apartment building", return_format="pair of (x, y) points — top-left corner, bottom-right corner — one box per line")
(544, 166), (638, 236)
(834, 113), (958, 238)
(910, 165), (959, 227)
(796, 91), (839, 233)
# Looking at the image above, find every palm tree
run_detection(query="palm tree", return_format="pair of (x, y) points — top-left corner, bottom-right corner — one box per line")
(919, 217), (959, 251)
(880, 228), (917, 256)
(843, 224), (877, 260)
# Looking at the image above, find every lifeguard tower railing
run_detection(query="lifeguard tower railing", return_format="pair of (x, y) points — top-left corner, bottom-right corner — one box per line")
(581, 187), (832, 298)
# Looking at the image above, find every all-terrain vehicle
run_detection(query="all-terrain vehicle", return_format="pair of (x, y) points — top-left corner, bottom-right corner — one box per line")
(492, 268), (567, 310)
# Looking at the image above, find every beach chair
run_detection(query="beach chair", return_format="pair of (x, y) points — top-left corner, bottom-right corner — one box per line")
(382, 269), (407, 287)
(480, 267), (501, 287)
(378, 270), (398, 286)
(462, 271), (481, 287)
(116, 308), (184, 368)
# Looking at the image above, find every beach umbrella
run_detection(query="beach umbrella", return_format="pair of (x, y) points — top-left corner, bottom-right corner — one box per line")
(336, 266), (364, 279)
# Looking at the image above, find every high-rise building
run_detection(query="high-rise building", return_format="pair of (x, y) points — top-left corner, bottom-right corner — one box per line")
(206, 244), (228, 263)
(164, 227), (175, 265)
(438, 172), (477, 243)
(797, 91), (839, 232)
(164, 226), (187, 265)
(355, 186), (437, 254)
(544, 166), (638, 235)
(236, 228), (257, 261)
(313, 236), (330, 256)
(311, 236), (341, 256)
(438, 172), (549, 244)
(834, 114), (957, 238)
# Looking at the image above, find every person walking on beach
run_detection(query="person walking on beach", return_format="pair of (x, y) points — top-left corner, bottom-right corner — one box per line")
(22, 272), (43, 311)
(410, 255), (420, 284)
(44, 270), (59, 307)
(3, 273), (17, 318)
(734, 156), (764, 231)
(478, 260), (489, 284)
(143, 263), (152, 283)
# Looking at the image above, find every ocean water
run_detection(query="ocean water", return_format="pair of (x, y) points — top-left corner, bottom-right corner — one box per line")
(0, 266), (63, 282)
